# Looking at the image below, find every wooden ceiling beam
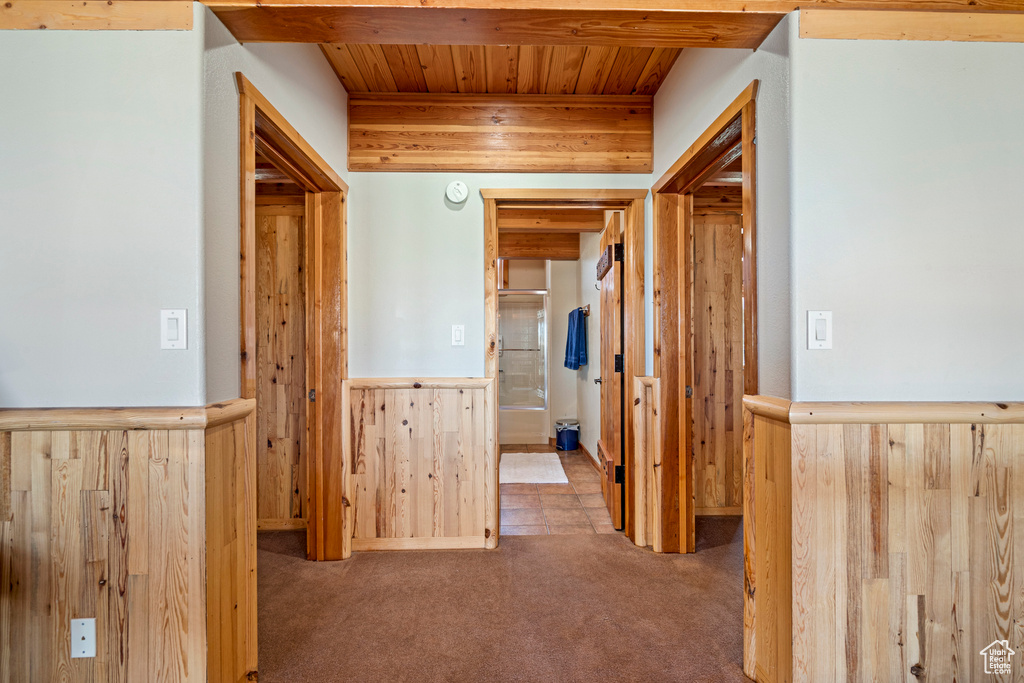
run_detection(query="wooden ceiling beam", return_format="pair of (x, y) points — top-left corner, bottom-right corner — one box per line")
(497, 207), (607, 232)
(204, 0), (1023, 12)
(205, 6), (785, 48)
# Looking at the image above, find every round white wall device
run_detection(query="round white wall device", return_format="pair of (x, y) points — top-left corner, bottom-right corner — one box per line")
(445, 180), (469, 204)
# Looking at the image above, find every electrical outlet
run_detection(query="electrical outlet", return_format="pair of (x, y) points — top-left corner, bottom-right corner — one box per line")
(71, 618), (96, 658)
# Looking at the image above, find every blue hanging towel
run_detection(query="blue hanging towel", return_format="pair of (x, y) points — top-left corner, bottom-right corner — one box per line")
(564, 307), (589, 370)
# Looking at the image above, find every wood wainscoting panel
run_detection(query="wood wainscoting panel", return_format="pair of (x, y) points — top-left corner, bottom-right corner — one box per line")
(790, 421), (1024, 682)
(633, 377), (662, 552)
(0, 428), (208, 682)
(205, 401), (258, 683)
(255, 204), (308, 531)
(743, 396), (1024, 683)
(0, 400), (256, 683)
(346, 379), (494, 550)
(348, 93), (652, 173)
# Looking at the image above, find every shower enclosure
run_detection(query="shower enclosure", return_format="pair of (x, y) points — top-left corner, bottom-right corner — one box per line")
(498, 290), (548, 412)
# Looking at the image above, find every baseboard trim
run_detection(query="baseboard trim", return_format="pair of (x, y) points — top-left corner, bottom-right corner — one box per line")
(695, 506), (743, 517)
(352, 536), (487, 551)
(257, 518), (307, 532)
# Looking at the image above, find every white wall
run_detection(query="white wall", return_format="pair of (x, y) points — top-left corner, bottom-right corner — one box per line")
(347, 172), (647, 378)
(651, 13), (794, 397)
(576, 232), (603, 458)
(202, 6), (350, 402)
(548, 260), (579, 438)
(790, 35), (1024, 401)
(507, 260), (546, 289)
(0, 22), (205, 407)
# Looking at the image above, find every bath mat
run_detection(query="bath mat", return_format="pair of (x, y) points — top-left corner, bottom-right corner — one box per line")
(499, 452), (569, 484)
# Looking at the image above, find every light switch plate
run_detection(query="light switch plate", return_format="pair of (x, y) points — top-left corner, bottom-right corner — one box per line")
(161, 309), (187, 350)
(452, 325), (465, 346)
(71, 618), (96, 658)
(807, 311), (832, 350)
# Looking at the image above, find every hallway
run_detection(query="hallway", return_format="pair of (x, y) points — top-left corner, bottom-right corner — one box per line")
(257, 519), (748, 682)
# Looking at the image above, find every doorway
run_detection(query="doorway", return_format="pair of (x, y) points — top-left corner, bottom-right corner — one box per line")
(482, 190), (647, 541)
(237, 73), (349, 562)
(650, 81), (759, 554)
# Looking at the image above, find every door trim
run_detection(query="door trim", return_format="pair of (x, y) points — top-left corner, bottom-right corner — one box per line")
(237, 73), (349, 562)
(651, 80), (759, 677)
(482, 189), (647, 542)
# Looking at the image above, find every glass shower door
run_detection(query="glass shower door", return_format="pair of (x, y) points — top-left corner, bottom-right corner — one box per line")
(497, 291), (547, 409)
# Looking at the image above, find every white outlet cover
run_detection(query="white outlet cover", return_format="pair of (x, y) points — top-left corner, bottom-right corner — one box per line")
(71, 618), (96, 658)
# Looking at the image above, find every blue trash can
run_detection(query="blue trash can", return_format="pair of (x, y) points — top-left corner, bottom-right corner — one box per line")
(555, 419), (580, 451)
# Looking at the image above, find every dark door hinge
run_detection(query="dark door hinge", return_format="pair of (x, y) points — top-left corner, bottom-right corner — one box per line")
(685, 385), (693, 398)
(614, 354), (624, 373)
(613, 243), (624, 262)
(614, 464), (625, 484)
(308, 389), (316, 402)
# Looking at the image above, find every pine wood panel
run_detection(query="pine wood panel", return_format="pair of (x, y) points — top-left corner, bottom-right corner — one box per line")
(0, 1), (193, 30)
(322, 42), (680, 95)
(633, 377), (662, 552)
(599, 213), (624, 527)
(214, 7), (782, 48)
(496, 207), (606, 232)
(204, 404), (257, 683)
(347, 381), (494, 549)
(691, 213), (744, 512)
(255, 206), (307, 530)
(0, 429), (208, 682)
(348, 93), (652, 172)
(752, 412), (793, 683)
(744, 397), (1024, 683)
(498, 231), (580, 260)
(800, 8), (1024, 43)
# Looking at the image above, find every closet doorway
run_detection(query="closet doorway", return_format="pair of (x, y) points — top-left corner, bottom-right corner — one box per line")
(483, 189), (647, 541)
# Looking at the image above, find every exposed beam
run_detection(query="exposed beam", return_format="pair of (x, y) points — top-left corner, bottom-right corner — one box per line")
(206, 5), (785, 47)
(204, 0), (1024, 12)
(801, 8), (1024, 42)
(499, 231), (580, 259)
(1, 0), (193, 30)
(349, 93), (652, 173)
(497, 207), (607, 232)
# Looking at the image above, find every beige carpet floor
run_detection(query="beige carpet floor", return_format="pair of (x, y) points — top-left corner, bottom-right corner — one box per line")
(257, 518), (750, 682)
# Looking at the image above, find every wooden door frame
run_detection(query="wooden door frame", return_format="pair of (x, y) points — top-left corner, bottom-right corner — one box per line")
(237, 73), (350, 563)
(482, 189), (647, 542)
(651, 80), (759, 554)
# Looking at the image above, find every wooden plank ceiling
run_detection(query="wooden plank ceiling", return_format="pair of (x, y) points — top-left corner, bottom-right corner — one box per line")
(321, 44), (681, 95)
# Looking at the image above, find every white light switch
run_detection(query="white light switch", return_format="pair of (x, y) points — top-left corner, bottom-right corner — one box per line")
(161, 309), (187, 350)
(807, 311), (832, 350)
(452, 325), (465, 346)
(71, 618), (96, 659)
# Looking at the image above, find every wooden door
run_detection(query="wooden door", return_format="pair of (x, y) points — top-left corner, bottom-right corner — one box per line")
(598, 213), (624, 528)
(255, 198), (308, 530)
(690, 205), (744, 515)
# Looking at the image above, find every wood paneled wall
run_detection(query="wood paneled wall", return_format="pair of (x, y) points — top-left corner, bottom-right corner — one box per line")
(744, 397), (1024, 683)
(256, 201), (308, 530)
(692, 212), (744, 515)
(345, 379), (497, 550)
(633, 377), (662, 552)
(0, 400), (255, 683)
(498, 231), (580, 260)
(348, 94), (652, 173)
(205, 402), (258, 683)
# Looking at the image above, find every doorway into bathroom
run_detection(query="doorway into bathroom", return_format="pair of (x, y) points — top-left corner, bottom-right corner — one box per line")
(482, 189), (647, 542)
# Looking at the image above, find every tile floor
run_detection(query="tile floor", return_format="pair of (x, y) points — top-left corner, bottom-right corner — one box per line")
(499, 444), (618, 536)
